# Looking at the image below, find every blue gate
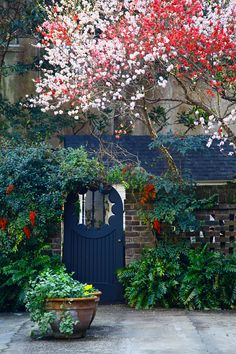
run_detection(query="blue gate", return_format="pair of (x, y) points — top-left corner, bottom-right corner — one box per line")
(63, 186), (124, 303)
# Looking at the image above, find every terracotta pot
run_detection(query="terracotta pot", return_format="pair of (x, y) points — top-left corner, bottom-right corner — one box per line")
(88, 291), (102, 328)
(45, 297), (97, 339)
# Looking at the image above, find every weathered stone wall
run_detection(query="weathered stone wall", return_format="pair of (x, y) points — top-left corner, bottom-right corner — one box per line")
(1, 38), (37, 102)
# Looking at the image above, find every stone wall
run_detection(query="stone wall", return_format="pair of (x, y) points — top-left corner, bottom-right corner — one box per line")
(1, 38), (37, 102)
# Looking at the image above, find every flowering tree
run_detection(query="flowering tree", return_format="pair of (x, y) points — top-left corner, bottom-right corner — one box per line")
(32, 0), (236, 154)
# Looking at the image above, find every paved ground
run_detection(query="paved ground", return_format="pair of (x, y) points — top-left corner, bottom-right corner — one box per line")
(1, 305), (236, 354)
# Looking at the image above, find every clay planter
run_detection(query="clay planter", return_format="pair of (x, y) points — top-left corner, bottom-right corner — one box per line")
(45, 297), (97, 339)
(88, 291), (102, 328)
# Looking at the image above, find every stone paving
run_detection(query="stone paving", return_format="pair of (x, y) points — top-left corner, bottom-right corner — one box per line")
(0, 313), (28, 353)
(1, 305), (236, 354)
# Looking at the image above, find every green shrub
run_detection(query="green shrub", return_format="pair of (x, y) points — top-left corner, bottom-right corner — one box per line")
(117, 243), (189, 309)
(179, 246), (236, 310)
(118, 244), (236, 310)
(0, 243), (61, 311)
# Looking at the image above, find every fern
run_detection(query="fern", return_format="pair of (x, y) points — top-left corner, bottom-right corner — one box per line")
(118, 244), (236, 310)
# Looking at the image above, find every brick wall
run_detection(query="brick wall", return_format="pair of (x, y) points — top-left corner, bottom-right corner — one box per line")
(124, 191), (156, 264)
(48, 224), (62, 257)
(183, 186), (236, 254)
(186, 204), (236, 254)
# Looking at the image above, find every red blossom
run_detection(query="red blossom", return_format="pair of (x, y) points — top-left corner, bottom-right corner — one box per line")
(140, 184), (156, 205)
(29, 211), (37, 226)
(23, 226), (31, 239)
(33, 0), (236, 148)
(6, 184), (14, 194)
(0, 218), (8, 230)
(153, 219), (161, 234)
(206, 90), (215, 97)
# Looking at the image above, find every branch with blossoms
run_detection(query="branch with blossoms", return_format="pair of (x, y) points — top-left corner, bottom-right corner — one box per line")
(31, 0), (236, 156)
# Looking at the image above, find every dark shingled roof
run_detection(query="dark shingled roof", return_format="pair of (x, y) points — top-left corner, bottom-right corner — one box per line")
(64, 135), (236, 182)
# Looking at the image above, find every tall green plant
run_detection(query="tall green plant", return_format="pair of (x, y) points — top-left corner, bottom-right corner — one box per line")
(0, 243), (61, 311)
(179, 246), (236, 309)
(118, 244), (236, 310)
(117, 243), (190, 309)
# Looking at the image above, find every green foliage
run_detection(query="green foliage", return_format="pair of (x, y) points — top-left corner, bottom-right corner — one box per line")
(105, 164), (151, 191)
(0, 144), (111, 255)
(60, 147), (104, 191)
(25, 267), (96, 335)
(148, 106), (167, 128)
(0, 144), (64, 253)
(0, 95), (76, 143)
(0, 0), (47, 49)
(118, 244), (236, 310)
(177, 107), (210, 130)
(0, 144), (103, 310)
(150, 133), (208, 156)
(0, 243), (61, 311)
(117, 243), (189, 309)
(139, 172), (217, 234)
(179, 245), (236, 309)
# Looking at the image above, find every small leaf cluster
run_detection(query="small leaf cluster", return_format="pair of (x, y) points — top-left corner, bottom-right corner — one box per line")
(60, 147), (104, 192)
(59, 312), (76, 336)
(118, 244), (236, 310)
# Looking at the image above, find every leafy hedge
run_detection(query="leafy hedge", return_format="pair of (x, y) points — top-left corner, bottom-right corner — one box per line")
(0, 144), (103, 311)
(117, 244), (236, 310)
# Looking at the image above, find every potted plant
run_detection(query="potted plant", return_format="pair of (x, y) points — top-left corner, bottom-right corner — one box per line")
(25, 267), (100, 339)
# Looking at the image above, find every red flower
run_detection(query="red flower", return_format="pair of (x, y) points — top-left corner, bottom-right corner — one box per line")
(206, 89), (215, 97)
(153, 219), (161, 234)
(29, 211), (36, 226)
(140, 184), (156, 205)
(6, 184), (14, 194)
(0, 218), (8, 230)
(23, 226), (31, 239)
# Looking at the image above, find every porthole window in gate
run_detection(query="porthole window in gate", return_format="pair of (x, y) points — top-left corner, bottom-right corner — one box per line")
(76, 190), (114, 228)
